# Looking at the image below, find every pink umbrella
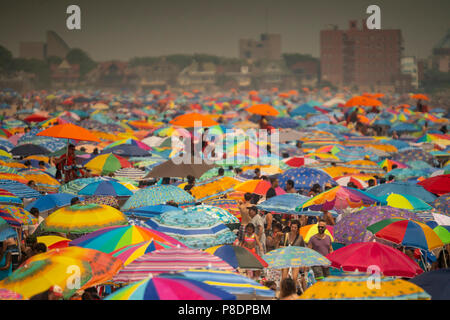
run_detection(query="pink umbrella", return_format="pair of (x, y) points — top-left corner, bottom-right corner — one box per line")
(326, 242), (423, 278)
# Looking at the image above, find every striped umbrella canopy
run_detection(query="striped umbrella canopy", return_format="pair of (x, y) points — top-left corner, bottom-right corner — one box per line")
(104, 275), (235, 300)
(432, 193), (450, 216)
(367, 218), (444, 251)
(39, 203), (129, 234)
(36, 236), (71, 250)
(0, 180), (40, 199)
(334, 206), (423, 245)
(366, 182), (437, 204)
(175, 269), (275, 299)
(122, 185), (195, 211)
(19, 169), (60, 193)
(299, 273), (430, 300)
(326, 242), (424, 278)
(204, 245), (268, 269)
(0, 205), (36, 226)
(262, 246), (330, 269)
(110, 240), (174, 266)
(113, 167), (146, 181)
(382, 193), (432, 211)
(233, 179), (286, 196)
(202, 199), (240, 220)
(0, 173), (28, 184)
(78, 180), (133, 197)
(0, 189), (22, 206)
(85, 153), (132, 175)
(112, 247), (234, 283)
(256, 193), (310, 214)
(58, 177), (107, 195)
(69, 225), (187, 253)
(188, 177), (240, 202)
(0, 216), (17, 241)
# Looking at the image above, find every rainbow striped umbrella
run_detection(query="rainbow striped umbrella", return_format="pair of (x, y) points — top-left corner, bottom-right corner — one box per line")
(367, 218), (444, 251)
(112, 247), (234, 283)
(39, 203), (128, 234)
(103, 138), (152, 151)
(0, 205), (36, 226)
(70, 225), (187, 253)
(104, 275), (235, 300)
(111, 240), (174, 266)
(85, 153), (132, 175)
(0, 189), (22, 206)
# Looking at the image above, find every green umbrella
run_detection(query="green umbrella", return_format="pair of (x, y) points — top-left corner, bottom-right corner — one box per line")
(433, 225), (450, 244)
(262, 246), (330, 269)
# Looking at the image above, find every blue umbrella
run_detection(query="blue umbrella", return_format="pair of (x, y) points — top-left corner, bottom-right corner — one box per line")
(25, 193), (84, 212)
(256, 193), (310, 214)
(389, 123), (420, 133)
(270, 117), (300, 129)
(380, 139), (411, 151)
(366, 182), (437, 203)
(0, 180), (41, 199)
(102, 145), (150, 157)
(290, 104), (318, 117)
(78, 180), (133, 197)
(0, 216), (17, 241)
(124, 204), (182, 219)
(278, 167), (337, 192)
(409, 269), (450, 300)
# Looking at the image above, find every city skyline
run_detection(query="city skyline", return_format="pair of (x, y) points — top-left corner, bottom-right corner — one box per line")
(1, 0), (449, 62)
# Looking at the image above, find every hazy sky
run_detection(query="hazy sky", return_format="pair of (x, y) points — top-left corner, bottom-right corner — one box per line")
(1, 0), (449, 61)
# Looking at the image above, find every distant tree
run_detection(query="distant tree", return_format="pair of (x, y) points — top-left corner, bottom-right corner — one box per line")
(422, 69), (450, 93)
(0, 45), (13, 74)
(282, 53), (319, 69)
(46, 56), (63, 66)
(66, 48), (97, 78)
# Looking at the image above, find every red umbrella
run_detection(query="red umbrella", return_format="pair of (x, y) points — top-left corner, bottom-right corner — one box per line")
(417, 175), (450, 196)
(24, 114), (49, 123)
(326, 242), (423, 278)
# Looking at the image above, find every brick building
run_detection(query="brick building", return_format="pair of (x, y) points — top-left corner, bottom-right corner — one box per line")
(320, 20), (403, 90)
(239, 34), (281, 61)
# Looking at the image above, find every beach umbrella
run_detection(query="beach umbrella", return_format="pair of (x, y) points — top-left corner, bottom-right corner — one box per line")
(245, 104), (279, 116)
(367, 218), (443, 251)
(262, 246), (330, 269)
(104, 138), (152, 151)
(299, 273), (430, 300)
(145, 212), (236, 249)
(145, 158), (216, 179)
(104, 275), (235, 300)
(101, 144), (151, 157)
(122, 185), (195, 211)
(204, 245), (268, 269)
(417, 175), (450, 196)
(300, 224), (334, 243)
(409, 269), (450, 300)
(366, 182), (437, 203)
(78, 180), (133, 197)
(300, 186), (382, 211)
(186, 205), (239, 225)
(0, 173), (28, 184)
(58, 177), (106, 195)
(326, 242), (423, 278)
(430, 225), (450, 244)
(69, 225), (186, 253)
(36, 123), (100, 142)
(345, 96), (382, 107)
(113, 167), (146, 181)
(0, 180), (41, 199)
(334, 206), (423, 245)
(10, 144), (50, 157)
(174, 269), (274, 299)
(124, 204), (182, 219)
(0, 149), (12, 160)
(36, 236), (71, 250)
(170, 113), (218, 127)
(233, 179), (285, 196)
(110, 240), (174, 266)
(392, 149), (435, 166)
(382, 193), (432, 211)
(0, 256), (92, 299)
(432, 193), (450, 216)
(411, 94), (429, 101)
(25, 193), (81, 213)
(278, 167), (337, 192)
(19, 170), (60, 193)
(284, 156), (318, 167)
(256, 193), (309, 214)
(0, 189), (22, 206)
(82, 195), (120, 209)
(112, 247), (234, 283)
(0, 205), (36, 226)
(39, 203), (128, 234)
(0, 216), (16, 241)
(84, 153), (132, 175)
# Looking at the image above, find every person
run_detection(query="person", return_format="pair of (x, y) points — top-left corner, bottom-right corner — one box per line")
(237, 193), (253, 242)
(440, 125), (447, 134)
(324, 183), (333, 191)
(253, 168), (261, 179)
(248, 206), (266, 255)
(308, 219), (333, 281)
(259, 116), (270, 130)
(183, 175), (195, 194)
(280, 220), (306, 293)
(279, 278), (299, 300)
(0, 241), (12, 281)
(367, 179), (376, 188)
(240, 223), (264, 256)
(26, 207), (44, 235)
(38, 161), (46, 171)
(166, 200), (179, 208)
(29, 285), (64, 300)
(217, 168), (225, 177)
(54, 144), (77, 183)
(265, 177), (278, 199)
(263, 280), (277, 292)
(27, 180), (37, 189)
(265, 222), (283, 252)
(93, 148), (99, 155)
(308, 184), (322, 197)
(322, 210), (335, 226)
(71, 197), (81, 206)
(417, 99), (424, 113)
(285, 179), (297, 193)
(347, 181), (358, 189)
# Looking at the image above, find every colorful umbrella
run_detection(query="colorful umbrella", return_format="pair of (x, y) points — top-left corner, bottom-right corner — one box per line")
(105, 275), (235, 300)
(233, 179), (285, 196)
(367, 218), (444, 251)
(185, 205), (239, 225)
(170, 113), (219, 127)
(19, 170), (60, 193)
(300, 224), (334, 243)
(122, 185), (195, 211)
(256, 193), (310, 215)
(112, 247), (234, 283)
(103, 138), (152, 151)
(299, 273), (430, 300)
(0, 189), (22, 206)
(245, 104), (279, 116)
(0, 216), (16, 241)
(204, 245), (268, 269)
(278, 167), (337, 192)
(0, 205), (36, 226)
(85, 153), (132, 175)
(262, 246), (330, 269)
(78, 180), (133, 197)
(326, 242), (423, 278)
(382, 193), (432, 211)
(417, 175), (450, 196)
(36, 236), (71, 250)
(432, 193), (450, 216)
(36, 123), (100, 142)
(366, 182), (436, 203)
(110, 240), (174, 266)
(39, 203), (128, 234)
(69, 225), (187, 253)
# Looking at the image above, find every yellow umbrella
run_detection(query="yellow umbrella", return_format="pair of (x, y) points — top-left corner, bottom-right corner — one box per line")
(0, 150), (12, 159)
(24, 155), (49, 162)
(20, 170), (60, 193)
(189, 177), (240, 201)
(323, 166), (360, 178)
(92, 103), (109, 110)
(300, 224), (334, 243)
(299, 273), (430, 300)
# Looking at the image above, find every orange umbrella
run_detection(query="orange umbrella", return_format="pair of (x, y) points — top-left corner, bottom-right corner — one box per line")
(249, 90), (258, 96)
(0, 173), (28, 184)
(37, 124), (100, 142)
(246, 104), (279, 116)
(345, 96), (382, 107)
(169, 113), (218, 128)
(278, 93), (290, 98)
(411, 94), (429, 101)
